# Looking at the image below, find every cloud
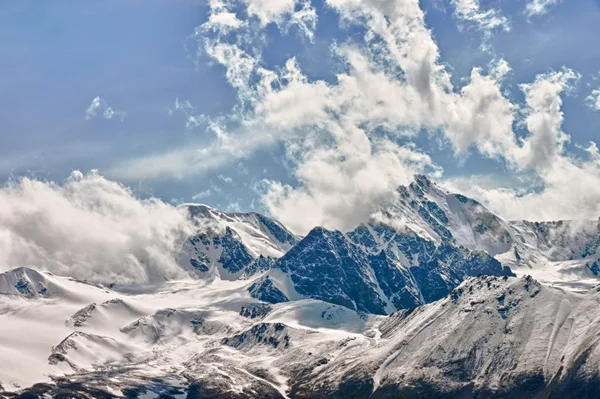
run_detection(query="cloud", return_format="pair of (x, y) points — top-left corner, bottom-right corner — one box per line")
(85, 97), (126, 121)
(443, 71), (600, 223)
(192, 189), (213, 200)
(450, 0), (510, 37)
(516, 69), (578, 170)
(169, 98), (204, 129)
(525, 0), (562, 17)
(445, 145), (600, 222)
(586, 89), (600, 111)
(263, 139), (439, 233)
(218, 174), (233, 183)
(110, 0), (597, 235)
(0, 171), (196, 285)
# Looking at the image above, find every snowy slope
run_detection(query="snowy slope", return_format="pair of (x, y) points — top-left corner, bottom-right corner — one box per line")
(178, 204), (299, 280)
(0, 264), (375, 396)
(5, 268), (600, 398)
(375, 175), (600, 290)
(289, 275), (600, 398)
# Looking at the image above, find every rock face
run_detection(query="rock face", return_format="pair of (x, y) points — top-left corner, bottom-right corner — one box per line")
(249, 276), (289, 304)
(0, 267), (56, 298)
(180, 204), (299, 280)
(251, 223), (513, 315)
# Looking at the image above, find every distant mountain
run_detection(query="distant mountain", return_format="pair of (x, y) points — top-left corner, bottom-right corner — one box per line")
(179, 177), (600, 295)
(179, 204), (299, 280)
(376, 175), (600, 289)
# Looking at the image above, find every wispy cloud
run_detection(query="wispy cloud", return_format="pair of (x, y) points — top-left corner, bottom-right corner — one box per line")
(192, 189), (212, 200)
(450, 0), (510, 38)
(586, 89), (600, 111)
(525, 0), (562, 17)
(168, 98), (204, 129)
(85, 96), (126, 121)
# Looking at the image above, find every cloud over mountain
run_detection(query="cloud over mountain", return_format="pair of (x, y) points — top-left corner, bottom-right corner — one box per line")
(0, 171), (194, 285)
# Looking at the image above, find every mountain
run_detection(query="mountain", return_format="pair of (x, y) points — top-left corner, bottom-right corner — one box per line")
(5, 270), (600, 399)
(250, 223), (513, 315)
(4, 176), (600, 398)
(0, 267), (55, 298)
(374, 175), (600, 290)
(288, 275), (600, 399)
(179, 204), (299, 280)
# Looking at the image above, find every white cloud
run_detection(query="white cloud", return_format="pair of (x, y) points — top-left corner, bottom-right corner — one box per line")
(110, 0), (597, 235)
(245, 0), (295, 23)
(516, 69), (578, 170)
(85, 96), (126, 121)
(445, 145), (600, 222)
(450, 0), (510, 37)
(218, 174), (233, 183)
(0, 171), (196, 285)
(192, 189), (213, 200)
(169, 98), (204, 129)
(586, 89), (600, 111)
(525, 0), (562, 17)
(444, 71), (600, 223)
(208, 11), (244, 31)
(202, 0), (317, 40)
(263, 139), (439, 233)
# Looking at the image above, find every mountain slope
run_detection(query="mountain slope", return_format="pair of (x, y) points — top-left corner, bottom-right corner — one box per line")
(6, 272), (600, 399)
(180, 204), (299, 280)
(376, 175), (600, 290)
(289, 275), (600, 399)
(251, 223), (513, 315)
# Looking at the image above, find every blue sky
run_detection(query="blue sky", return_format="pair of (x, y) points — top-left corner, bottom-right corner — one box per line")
(1, 0), (600, 233)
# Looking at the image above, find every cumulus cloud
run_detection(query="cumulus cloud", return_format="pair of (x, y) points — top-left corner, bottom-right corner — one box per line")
(525, 0), (562, 17)
(110, 0), (597, 234)
(443, 70), (600, 223)
(516, 69), (578, 170)
(85, 96), (126, 121)
(445, 145), (600, 222)
(0, 171), (196, 285)
(586, 89), (600, 111)
(263, 139), (438, 233)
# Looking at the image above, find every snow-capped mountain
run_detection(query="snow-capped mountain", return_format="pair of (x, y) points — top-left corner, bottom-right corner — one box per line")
(288, 275), (600, 398)
(4, 176), (600, 398)
(374, 175), (600, 290)
(179, 204), (299, 280)
(250, 223), (513, 314)
(3, 266), (600, 398)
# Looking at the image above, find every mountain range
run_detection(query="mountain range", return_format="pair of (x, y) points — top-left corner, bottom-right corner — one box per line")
(2, 176), (600, 398)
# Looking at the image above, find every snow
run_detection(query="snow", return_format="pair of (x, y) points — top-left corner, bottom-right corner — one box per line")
(377, 177), (600, 291)
(3, 177), (600, 396)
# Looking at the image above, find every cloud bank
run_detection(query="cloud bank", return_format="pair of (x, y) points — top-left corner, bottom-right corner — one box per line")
(0, 172), (195, 285)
